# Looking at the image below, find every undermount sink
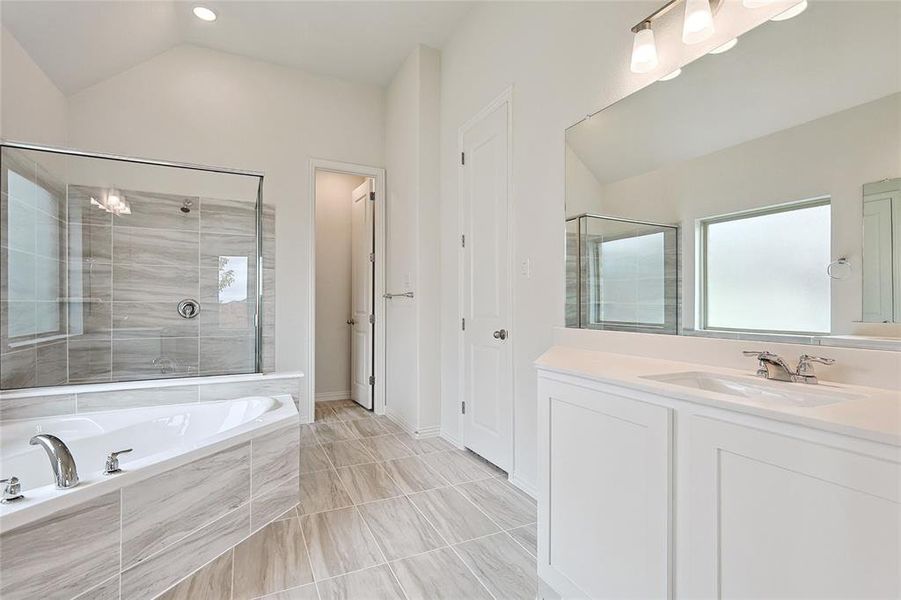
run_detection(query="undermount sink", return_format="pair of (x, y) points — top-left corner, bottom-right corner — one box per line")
(642, 371), (863, 407)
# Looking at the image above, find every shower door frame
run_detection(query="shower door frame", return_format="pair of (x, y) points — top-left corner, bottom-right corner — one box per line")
(0, 139), (267, 378)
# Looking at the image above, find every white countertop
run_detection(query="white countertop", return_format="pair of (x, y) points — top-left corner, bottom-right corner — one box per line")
(536, 345), (901, 447)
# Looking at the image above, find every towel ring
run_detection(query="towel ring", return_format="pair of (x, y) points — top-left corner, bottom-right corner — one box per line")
(826, 257), (851, 280)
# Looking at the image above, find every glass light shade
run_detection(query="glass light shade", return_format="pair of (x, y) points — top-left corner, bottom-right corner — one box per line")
(771, 0), (807, 21)
(630, 27), (658, 74)
(660, 69), (682, 81)
(682, 0), (715, 44)
(709, 38), (738, 54)
(742, 0), (774, 7)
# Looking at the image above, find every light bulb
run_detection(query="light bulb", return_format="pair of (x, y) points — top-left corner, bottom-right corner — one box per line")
(771, 0), (807, 21)
(683, 0), (715, 44)
(742, 0), (774, 7)
(709, 38), (738, 54)
(660, 69), (682, 81)
(193, 6), (217, 21)
(630, 24), (658, 74)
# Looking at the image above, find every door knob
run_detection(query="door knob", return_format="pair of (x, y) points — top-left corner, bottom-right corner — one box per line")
(493, 329), (508, 340)
(346, 319), (355, 325)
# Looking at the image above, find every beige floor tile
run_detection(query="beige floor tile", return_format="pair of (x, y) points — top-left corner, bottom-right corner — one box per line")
(321, 439), (376, 468)
(455, 533), (537, 600)
(316, 565), (405, 600)
(508, 523), (538, 557)
(275, 506), (299, 521)
(380, 456), (449, 494)
(299, 425), (319, 447)
(391, 548), (492, 600)
(333, 404), (372, 421)
(358, 496), (446, 561)
(395, 434), (455, 455)
(311, 421), (357, 444)
(299, 444), (333, 474)
(408, 487), (500, 544)
(372, 415), (405, 435)
(345, 417), (389, 438)
(300, 507), (384, 581)
(336, 463), (404, 504)
(256, 583), (319, 600)
(314, 403), (341, 423)
(419, 450), (500, 485)
(456, 477), (536, 529)
(233, 518), (313, 600)
(359, 435), (413, 461)
(298, 468), (353, 515)
(157, 551), (232, 600)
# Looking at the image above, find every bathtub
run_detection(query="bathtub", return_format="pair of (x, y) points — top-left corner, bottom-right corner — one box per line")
(0, 394), (298, 532)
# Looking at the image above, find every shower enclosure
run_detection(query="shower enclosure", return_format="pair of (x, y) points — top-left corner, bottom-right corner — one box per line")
(566, 213), (679, 333)
(0, 142), (265, 390)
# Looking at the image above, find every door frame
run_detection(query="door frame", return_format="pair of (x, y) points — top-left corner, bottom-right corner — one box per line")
(308, 158), (387, 421)
(456, 86), (516, 471)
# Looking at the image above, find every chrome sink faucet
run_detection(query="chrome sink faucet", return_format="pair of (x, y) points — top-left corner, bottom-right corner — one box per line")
(743, 351), (835, 384)
(29, 434), (79, 489)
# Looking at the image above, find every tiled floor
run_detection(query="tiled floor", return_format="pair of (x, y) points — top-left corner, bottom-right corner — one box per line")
(163, 399), (538, 600)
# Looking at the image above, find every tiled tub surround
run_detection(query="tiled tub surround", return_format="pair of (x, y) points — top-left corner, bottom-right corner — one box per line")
(135, 400), (537, 600)
(0, 371), (305, 422)
(1, 147), (276, 389)
(0, 403), (300, 600)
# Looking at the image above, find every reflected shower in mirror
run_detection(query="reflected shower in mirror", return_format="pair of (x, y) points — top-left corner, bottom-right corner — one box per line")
(564, 0), (900, 350)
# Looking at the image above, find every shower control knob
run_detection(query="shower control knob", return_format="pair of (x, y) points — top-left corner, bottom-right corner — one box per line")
(177, 299), (200, 319)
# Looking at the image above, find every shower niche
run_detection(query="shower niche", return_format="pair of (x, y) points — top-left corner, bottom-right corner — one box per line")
(0, 143), (268, 390)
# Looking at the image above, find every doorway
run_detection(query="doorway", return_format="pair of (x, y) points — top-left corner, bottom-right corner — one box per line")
(310, 160), (386, 419)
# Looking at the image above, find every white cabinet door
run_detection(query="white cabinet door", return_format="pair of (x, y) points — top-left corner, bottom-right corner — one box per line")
(686, 416), (901, 599)
(538, 377), (673, 599)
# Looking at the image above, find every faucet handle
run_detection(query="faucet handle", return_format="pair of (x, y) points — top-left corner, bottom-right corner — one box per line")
(0, 476), (24, 503)
(743, 350), (776, 359)
(797, 354), (835, 378)
(104, 448), (133, 475)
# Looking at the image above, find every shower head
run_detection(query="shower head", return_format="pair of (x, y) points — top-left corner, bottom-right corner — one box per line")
(181, 199), (193, 214)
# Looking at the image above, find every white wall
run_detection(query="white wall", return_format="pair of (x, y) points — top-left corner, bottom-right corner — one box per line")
(437, 1), (794, 492)
(315, 171), (365, 397)
(384, 44), (441, 434)
(64, 45), (385, 396)
(0, 27), (67, 145)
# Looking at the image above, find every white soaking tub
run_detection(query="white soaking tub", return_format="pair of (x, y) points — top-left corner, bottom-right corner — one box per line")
(0, 395), (297, 531)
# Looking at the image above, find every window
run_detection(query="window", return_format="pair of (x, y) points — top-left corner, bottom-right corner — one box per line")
(701, 199), (831, 333)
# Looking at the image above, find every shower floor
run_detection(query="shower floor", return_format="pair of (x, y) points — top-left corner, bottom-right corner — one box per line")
(160, 399), (538, 600)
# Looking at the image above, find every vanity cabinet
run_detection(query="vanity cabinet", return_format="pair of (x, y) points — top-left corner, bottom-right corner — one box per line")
(537, 368), (901, 600)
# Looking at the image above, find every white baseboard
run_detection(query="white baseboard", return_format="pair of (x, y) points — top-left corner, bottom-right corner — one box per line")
(439, 430), (463, 448)
(508, 472), (538, 500)
(315, 390), (351, 401)
(385, 407), (415, 436)
(415, 425), (441, 438)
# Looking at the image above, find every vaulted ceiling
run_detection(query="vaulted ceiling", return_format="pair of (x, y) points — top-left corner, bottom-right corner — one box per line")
(0, 1), (475, 94)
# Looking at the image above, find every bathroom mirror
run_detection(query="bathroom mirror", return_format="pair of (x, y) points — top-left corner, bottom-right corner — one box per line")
(565, 0), (901, 350)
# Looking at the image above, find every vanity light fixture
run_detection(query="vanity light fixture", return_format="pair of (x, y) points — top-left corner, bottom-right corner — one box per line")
(709, 37), (738, 54)
(742, 0), (775, 7)
(660, 68), (682, 81)
(770, 0), (807, 21)
(682, 0), (715, 44)
(192, 6), (217, 21)
(630, 21), (659, 74)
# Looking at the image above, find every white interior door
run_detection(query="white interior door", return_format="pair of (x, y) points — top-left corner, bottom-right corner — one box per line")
(460, 97), (512, 471)
(351, 179), (374, 409)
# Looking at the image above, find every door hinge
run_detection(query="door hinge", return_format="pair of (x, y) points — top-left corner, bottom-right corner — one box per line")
(369, 375), (375, 385)
(461, 317), (465, 331)
(461, 401), (466, 414)
(369, 252), (375, 263)
(369, 314), (374, 324)
(461, 152), (465, 165)
(461, 234), (465, 248)
(369, 191), (375, 201)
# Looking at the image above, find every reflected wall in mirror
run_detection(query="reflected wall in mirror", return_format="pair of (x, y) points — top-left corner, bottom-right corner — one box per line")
(564, 0), (901, 350)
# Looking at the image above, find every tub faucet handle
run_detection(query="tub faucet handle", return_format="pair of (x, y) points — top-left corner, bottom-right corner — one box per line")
(0, 477), (24, 503)
(104, 449), (133, 475)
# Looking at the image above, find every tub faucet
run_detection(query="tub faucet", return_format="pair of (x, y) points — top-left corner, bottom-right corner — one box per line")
(29, 434), (79, 489)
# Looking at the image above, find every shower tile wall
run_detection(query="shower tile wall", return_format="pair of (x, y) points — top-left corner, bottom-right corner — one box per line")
(0, 148), (274, 390)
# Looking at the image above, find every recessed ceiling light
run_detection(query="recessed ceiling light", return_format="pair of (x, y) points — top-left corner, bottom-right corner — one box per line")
(193, 6), (217, 22)
(659, 69), (682, 81)
(770, 0), (807, 21)
(709, 38), (738, 54)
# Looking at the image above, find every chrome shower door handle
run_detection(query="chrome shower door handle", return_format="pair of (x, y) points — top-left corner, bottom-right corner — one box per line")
(493, 329), (508, 340)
